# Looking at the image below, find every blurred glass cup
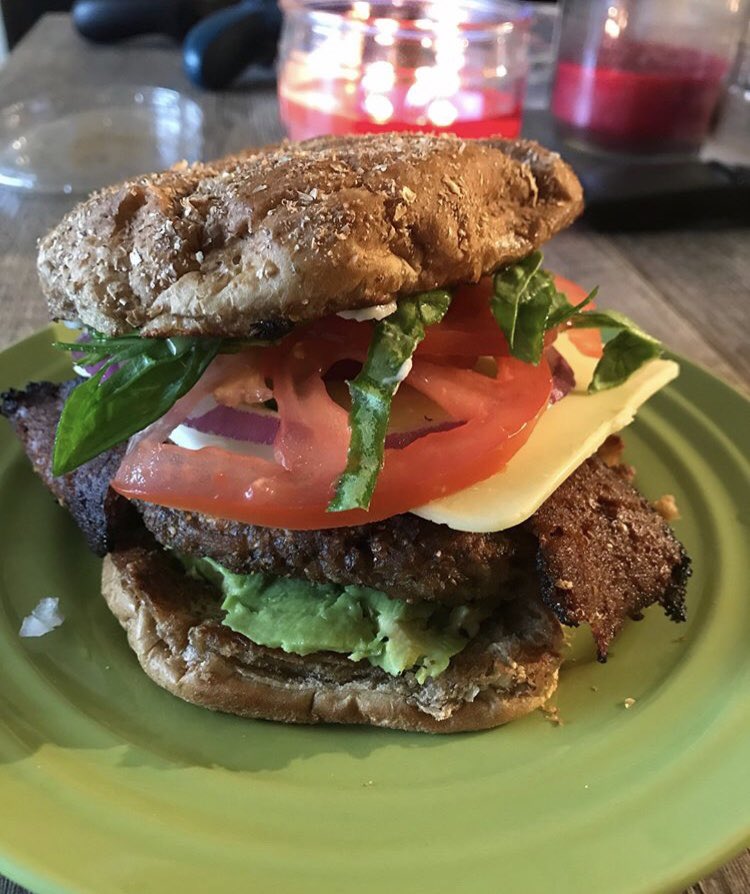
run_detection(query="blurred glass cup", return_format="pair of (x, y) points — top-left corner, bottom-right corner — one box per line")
(707, 13), (750, 163)
(551, 0), (748, 155)
(277, 0), (530, 141)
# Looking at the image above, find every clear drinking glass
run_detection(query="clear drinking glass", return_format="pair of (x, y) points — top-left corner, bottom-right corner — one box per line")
(277, 0), (530, 141)
(550, 0), (748, 155)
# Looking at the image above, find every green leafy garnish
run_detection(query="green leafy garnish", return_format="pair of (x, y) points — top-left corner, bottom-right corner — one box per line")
(491, 252), (551, 363)
(491, 251), (596, 364)
(327, 290), (452, 513)
(52, 334), (221, 475)
(52, 326), (289, 475)
(491, 254), (662, 392)
(568, 311), (663, 391)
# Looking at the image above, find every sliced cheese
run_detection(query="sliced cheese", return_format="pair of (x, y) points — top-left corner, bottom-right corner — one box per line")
(411, 333), (678, 533)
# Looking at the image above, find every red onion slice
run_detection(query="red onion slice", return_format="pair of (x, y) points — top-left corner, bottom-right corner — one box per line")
(546, 346), (576, 404)
(385, 420), (464, 449)
(184, 404), (280, 445)
(173, 396), (466, 456)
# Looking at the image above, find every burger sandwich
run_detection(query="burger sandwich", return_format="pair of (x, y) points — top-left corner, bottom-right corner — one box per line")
(1, 134), (690, 733)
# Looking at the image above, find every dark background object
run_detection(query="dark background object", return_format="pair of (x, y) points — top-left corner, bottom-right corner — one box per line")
(183, 0), (282, 88)
(69, 0), (281, 88)
(1, 0), (73, 48)
(72, 0), (232, 43)
(524, 110), (750, 230)
(579, 159), (750, 231)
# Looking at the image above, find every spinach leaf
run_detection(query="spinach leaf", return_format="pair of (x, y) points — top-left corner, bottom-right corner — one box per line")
(491, 252), (596, 364)
(491, 251), (547, 364)
(491, 255), (663, 389)
(569, 310), (663, 392)
(52, 336), (221, 475)
(327, 290), (452, 513)
(546, 285), (597, 328)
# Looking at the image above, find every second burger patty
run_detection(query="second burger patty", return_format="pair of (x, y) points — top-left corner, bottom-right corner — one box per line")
(138, 503), (537, 607)
(2, 378), (691, 659)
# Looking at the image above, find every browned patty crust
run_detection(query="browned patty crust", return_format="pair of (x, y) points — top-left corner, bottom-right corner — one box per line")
(528, 457), (689, 658)
(37, 134), (583, 338)
(0, 380), (136, 554)
(103, 540), (564, 732)
(1, 380), (690, 658)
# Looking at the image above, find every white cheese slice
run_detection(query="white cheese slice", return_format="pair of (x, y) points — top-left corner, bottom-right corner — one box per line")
(411, 333), (678, 533)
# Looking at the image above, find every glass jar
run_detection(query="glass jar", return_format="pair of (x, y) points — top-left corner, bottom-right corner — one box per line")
(277, 0), (530, 141)
(550, 0), (748, 155)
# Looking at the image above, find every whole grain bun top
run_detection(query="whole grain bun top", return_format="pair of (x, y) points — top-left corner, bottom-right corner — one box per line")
(38, 133), (583, 338)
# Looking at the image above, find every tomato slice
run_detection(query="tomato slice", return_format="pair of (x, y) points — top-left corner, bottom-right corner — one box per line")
(112, 286), (552, 530)
(418, 279), (508, 360)
(553, 274), (604, 358)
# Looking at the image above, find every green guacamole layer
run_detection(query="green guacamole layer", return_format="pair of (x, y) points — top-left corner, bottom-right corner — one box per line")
(182, 556), (488, 683)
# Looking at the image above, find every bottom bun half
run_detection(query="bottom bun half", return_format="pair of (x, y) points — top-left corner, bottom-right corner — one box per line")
(102, 543), (564, 734)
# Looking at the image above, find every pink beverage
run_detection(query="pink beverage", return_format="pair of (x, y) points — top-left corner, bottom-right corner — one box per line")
(280, 78), (522, 141)
(550, 0), (744, 155)
(277, 1), (529, 142)
(552, 41), (728, 154)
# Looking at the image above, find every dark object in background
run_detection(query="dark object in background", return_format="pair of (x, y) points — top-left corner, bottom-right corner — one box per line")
(580, 160), (750, 231)
(183, 1), (281, 89)
(72, 0), (233, 42)
(1, 0), (73, 48)
(71, 0), (281, 89)
(524, 110), (750, 231)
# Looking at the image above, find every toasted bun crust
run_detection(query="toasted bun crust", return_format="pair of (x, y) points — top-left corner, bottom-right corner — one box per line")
(39, 134), (583, 338)
(101, 543), (563, 733)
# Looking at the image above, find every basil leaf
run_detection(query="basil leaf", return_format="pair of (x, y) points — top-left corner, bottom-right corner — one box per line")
(567, 309), (647, 332)
(328, 290), (452, 513)
(54, 332), (149, 367)
(491, 254), (663, 390)
(490, 251), (548, 364)
(569, 310), (662, 392)
(490, 254), (596, 365)
(590, 330), (663, 392)
(52, 337), (221, 475)
(546, 286), (597, 329)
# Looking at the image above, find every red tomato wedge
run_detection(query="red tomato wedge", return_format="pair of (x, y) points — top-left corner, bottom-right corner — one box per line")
(112, 281), (559, 529)
(417, 279), (509, 361)
(553, 274), (604, 358)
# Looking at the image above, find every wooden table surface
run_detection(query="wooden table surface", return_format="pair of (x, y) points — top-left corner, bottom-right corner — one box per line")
(0, 15), (748, 894)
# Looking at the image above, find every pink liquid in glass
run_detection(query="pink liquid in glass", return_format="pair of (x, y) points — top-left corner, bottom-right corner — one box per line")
(280, 78), (522, 141)
(551, 41), (728, 153)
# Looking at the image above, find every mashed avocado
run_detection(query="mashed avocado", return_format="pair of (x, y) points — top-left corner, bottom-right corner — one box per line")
(183, 556), (489, 683)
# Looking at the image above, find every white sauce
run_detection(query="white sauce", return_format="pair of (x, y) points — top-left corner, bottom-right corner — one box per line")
(338, 302), (397, 322)
(382, 357), (413, 389)
(168, 424), (277, 461)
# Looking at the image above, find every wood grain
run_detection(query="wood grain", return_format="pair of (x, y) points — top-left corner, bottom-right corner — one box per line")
(0, 14), (748, 894)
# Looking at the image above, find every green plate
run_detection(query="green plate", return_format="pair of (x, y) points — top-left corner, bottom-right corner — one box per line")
(1, 327), (748, 894)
